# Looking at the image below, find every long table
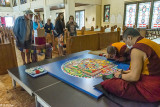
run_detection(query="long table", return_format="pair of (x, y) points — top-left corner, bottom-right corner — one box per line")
(8, 51), (159, 107)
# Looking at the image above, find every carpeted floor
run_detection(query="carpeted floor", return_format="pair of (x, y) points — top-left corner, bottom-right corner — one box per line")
(0, 74), (35, 107)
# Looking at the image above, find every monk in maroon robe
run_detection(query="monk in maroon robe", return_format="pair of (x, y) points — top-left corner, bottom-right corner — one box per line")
(101, 28), (160, 102)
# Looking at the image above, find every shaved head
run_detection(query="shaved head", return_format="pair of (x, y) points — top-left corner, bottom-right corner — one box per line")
(107, 46), (116, 54)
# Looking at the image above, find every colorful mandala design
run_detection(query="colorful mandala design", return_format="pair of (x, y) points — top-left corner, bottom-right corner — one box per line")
(141, 5), (147, 24)
(156, 16), (160, 24)
(128, 7), (133, 24)
(142, 5), (147, 12)
(129, 7), (133, 13)
(141, 19), (145, 24)
(61, 58), (118, 78)
(156, 4), (160, 24)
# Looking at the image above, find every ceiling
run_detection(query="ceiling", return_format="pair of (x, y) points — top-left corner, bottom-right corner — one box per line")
(34, 3), (89, 12)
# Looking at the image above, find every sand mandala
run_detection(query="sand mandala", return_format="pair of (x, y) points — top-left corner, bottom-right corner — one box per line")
(61, 58), (118, 78)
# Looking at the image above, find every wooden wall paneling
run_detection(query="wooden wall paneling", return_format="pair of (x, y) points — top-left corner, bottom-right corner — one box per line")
(80, 35), (88, 51)
(111, 27), (114, 32)
(66, 38), (71, 54)
(67, 31), (120, 54)
(70, 36), (82, 53)
(0, 44), (5, 73)
(99, 32), (120, 49)
(0, 33), (2, 44)
(66, 34), (100, 54)
(11, 37), (18, 68)
(0, 36), (18, 75)
(1, 33), (5, 44)
(0, 44), (10, 74)
(85, 34), (99, 51)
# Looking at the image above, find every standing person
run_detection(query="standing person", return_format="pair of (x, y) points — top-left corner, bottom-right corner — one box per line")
(13, 9), (33, 65)
(33, 15), (43, 43)
(55, 13), (65, 56)
(55, 13), (65, 36)
(44, 18), (54, 34)
(66, 15), (78, 37)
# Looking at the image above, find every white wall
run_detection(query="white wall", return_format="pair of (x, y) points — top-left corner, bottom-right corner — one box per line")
(76, 5), (97, 28)
(0, 7), (13, 12)
(0, 7), (22, 20)
(50, 9), (65, 25)
(10, 0), (102, 28)
(75, 0), (102, 5)
(49, 5), (98, 28)
(0, 7), (13, 17)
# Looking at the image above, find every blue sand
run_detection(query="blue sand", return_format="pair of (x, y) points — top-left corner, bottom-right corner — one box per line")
(42, 54), (130, 99)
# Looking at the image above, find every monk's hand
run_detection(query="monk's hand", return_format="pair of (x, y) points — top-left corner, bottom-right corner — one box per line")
(114, 71), (122, 78)
(106, 54), (112, 59)
(116, 69), (123, 72)
(114, 69), (123, 78)
(105, 54), (109, 58)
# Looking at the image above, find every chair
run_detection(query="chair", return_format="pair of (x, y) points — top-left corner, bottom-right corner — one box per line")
(91, 26), (94, 31)
(111, 27), (114, 32)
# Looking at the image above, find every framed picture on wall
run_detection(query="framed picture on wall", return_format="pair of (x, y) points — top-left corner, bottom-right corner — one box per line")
(104, 5), (110, 22)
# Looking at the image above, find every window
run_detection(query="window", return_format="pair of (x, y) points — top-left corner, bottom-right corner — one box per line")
(5, 16), (14, 27)
(151, 1), (160, 28)
(75, 10), (85, 30)
(125, 4), (137, 27)
(124, 1), (160, 29)
(137, 2), (151, 28)
(104, 5), (110, 22)
(0, 16), (14, 27)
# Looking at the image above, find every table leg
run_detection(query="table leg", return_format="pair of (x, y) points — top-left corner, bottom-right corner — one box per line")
(35, 95), (50, 107)
(12, 78), (16, 88)
(35, 96), (38, 107)
(35, 96), (43, 107)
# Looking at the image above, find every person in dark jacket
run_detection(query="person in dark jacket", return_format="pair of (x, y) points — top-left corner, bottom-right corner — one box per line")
(55, 13), (65, 56)
(55, 13), (65, 37)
